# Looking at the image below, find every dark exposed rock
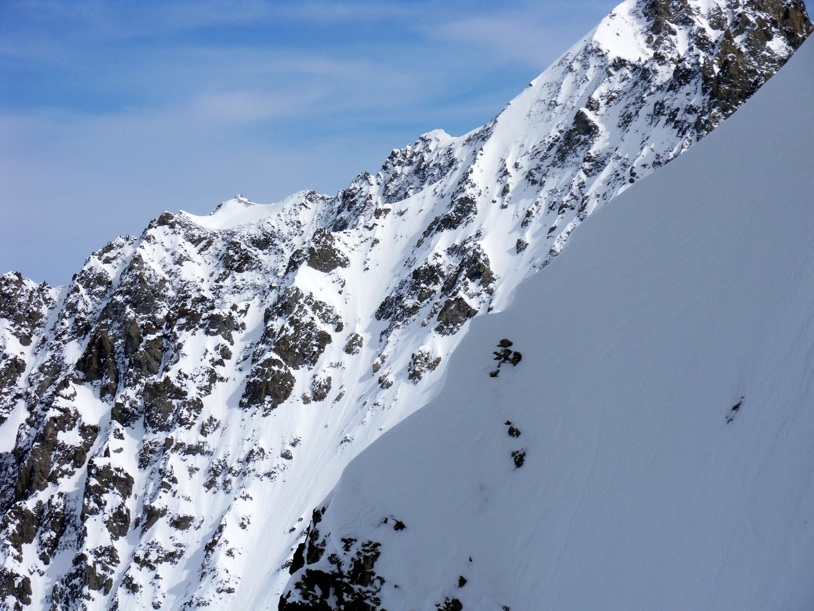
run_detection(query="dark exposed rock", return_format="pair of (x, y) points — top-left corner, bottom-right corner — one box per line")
(0, 568), (32, 609)
(0, 357), (25, 386)
(141, 505), (168, 534)
(697, 0), (812, 135)
(437, 597), (464, 611)
(443, 242), (496, 294)
(199, 416), (221, 437)
(304, 507), (325, 565)
(13, 411), (97, 502)
(261, 288), (340, 370)
(642, 0), (696, 35)
(170, 514), (195, 531)
(204, 311), (243, 343)
(435, 297), (478, 336)
(106, 504), (132, 540)
(374, 262), (445, 325)
(133, 540), (185, 570)
(132, 337), (164, 377)
(280, 503), (415, 608)
(282, 540), (383, 609)
(553, 109), (600, 166)
(122, 574), (140, 594)
(112, 396), (143, 428)
(490, 340), (523, 377)
(81, 461), (134, 527)
(221, 241), (259, 275)
(173, 440), (210, 457)
(726, 396), (745, 423)
(154, 211), (177, 228)
(375, 240), (494, 341)
(241, 356), (296, 411)
(407, 351), (442, 383)
(31, 359), (63, 398)
(37, 493), (70, 566)
(60, 545), (121, 596)
(175, 294), (208, 333)
(76, 329), (119, 398)
(143, 376), (186, 432)
(0, 272), (53, 347)
(307, 229), (350, 273)
(1, 358), (29, 400)
(285, 248), (308, 276)
(203, 459), (229, 492)
(274, 325), (332, 370)
(311, 376), (332, 402)
(511, 449), (526, 469)
(176, 396), (205, 429)
(344, 333), (364, 355)
(380, 134), (457, 205)
(331, 173), (376, 232)
(5, 504), (38, 554)
(271, 288), (342, 328)
(421, 194), (478, 243)
(75, 424), (99, 470)
(123, 319), (142, 358)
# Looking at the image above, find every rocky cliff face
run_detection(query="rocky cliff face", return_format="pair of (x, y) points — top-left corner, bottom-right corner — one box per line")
(0, 0), (810, 608)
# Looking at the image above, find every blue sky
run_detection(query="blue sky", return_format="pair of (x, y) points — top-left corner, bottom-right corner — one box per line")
(1, 0), (617, 285)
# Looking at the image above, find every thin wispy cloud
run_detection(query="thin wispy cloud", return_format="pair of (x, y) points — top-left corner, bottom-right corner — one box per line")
(191, 89), (327, 123)
(427, 2), (614, 66)
(434, 15), (579, 65)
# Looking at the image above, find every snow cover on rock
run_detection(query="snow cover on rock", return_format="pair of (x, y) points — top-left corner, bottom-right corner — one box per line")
(281, 35), (814, 609)
(0, 0), (810, 608)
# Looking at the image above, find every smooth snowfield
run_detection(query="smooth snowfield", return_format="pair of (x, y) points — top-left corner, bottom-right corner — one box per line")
(290, 38), (814, 609)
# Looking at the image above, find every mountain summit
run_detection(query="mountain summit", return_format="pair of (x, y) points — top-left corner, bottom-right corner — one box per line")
(0, 0), (810, 608)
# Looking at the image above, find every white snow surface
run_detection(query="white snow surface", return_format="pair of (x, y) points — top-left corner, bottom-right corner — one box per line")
(282, 36), (814, 609)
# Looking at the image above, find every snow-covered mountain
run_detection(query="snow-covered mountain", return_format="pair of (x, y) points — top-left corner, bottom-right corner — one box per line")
(0, 0), (810, 608)
(281, 33), (814, 609)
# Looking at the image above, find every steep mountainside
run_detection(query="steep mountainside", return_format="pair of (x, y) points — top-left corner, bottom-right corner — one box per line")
(0, 0), (810, 608)
(281, 34), (814, 609)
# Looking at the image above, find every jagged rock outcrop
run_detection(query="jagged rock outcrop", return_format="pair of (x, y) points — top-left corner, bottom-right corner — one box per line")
(0, 0), (809, 608)
(0, 273), (58, 420)
(277, 506), (393, 610)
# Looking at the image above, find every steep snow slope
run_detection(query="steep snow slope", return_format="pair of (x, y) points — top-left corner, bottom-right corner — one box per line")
(282, 35), (814, 610)
(0, 1), (810, 608)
